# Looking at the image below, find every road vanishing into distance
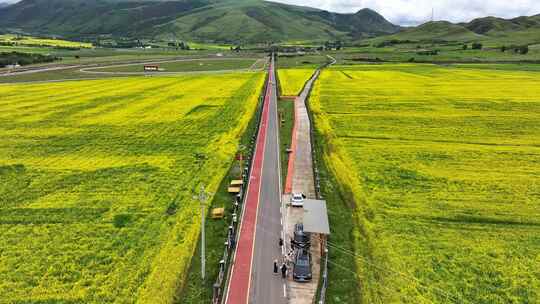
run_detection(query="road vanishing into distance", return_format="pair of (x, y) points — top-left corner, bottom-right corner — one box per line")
(225, 56), (286, 304)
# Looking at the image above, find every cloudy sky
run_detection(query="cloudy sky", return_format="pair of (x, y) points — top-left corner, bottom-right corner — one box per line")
(272, 0), (540, 25)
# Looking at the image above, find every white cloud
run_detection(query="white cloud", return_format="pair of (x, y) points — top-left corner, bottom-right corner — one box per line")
(271, 0), (540, 25)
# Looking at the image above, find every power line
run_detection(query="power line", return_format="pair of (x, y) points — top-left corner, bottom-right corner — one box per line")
(327, 241), (460, 301)
(326, 241), (468, 304)
(325, 259), (408, 300)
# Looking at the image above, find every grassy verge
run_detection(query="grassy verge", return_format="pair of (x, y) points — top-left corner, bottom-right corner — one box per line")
(277, 98), (295, 189)
(176, 160), (240, 304)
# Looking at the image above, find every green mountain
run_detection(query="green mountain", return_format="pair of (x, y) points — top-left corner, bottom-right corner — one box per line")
(464, 15), (540, 35)
(374, 21), (481, 42)
(462, 15), (540, 45)
(370, 14), (540, 46)
(0, 0), (399, 43)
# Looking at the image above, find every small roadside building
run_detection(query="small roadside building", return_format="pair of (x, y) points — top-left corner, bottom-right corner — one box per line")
(302, 199), (330, 256)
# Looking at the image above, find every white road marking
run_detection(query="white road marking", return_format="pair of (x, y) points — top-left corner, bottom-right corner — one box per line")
(283, 283), (287, 298)
(224, 58), (272, 304)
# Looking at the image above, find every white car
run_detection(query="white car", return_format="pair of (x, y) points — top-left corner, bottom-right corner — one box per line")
(290, 193), (305, 207)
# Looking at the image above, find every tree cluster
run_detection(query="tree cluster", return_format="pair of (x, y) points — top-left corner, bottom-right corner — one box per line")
(375, 39), (416, 48)
(324, 41), (343, 50)
(471, 42), (483, 50)
(230, 45), (242, 52)
(167, 41), (190, 50)
(501, 45), (529, 55)
(417, 50), (439, 56)
(0, 51), (59, 68)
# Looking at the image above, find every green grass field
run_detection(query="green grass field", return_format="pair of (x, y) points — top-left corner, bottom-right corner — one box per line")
(0, 72), (264, 303)
(0, 67), (127, 84)
(276, 54), (330, 68)
(92, 58), (260, 73)
(311, 64), (540, 303)
(0, 46), (247, 71)
(277, 99), (295, 185)
(328, 43), (540, 64)
(0, 45), (55, 54)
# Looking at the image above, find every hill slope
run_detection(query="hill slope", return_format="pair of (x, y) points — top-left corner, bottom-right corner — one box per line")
(372, 15), (540, 46)
(464, 15), (540, 35)
(375, 21), (482, 42)
(463, 15), (540, 45)
(0, 0), (399, 43)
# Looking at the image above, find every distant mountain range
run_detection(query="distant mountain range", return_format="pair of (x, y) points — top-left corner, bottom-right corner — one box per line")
(375, 15), (540, 45)
(0, 0), (399, 43)
(1, 0), (539, 46)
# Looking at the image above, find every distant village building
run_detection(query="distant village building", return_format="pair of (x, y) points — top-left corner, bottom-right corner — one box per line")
(5, 63), (21, 69)
(143, 65), (159, 72)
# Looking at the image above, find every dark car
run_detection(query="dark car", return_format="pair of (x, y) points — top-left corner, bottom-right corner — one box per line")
(293, 249), (312, 282)
(292, 223), (310, 249)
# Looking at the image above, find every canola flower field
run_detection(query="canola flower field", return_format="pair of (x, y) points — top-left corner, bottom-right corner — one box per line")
(311, 64), (540, 304)
(0, 34), (93, 48)
(277, 68), (315, 96)
(0, 72), (264, 303)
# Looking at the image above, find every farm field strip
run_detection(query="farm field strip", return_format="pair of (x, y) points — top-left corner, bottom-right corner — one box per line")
(0, 72), (265, 303)
(249, 58), (269, 70)
(83, 58), (262, 74)
(0, 80), (157, 117)
(277, 68), (316, 96)
(311, 63), (540, 303)
(0, 34), (93, 48)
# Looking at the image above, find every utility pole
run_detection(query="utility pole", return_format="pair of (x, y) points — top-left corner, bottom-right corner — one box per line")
(196, 184), (208, 281)
(238, 144), (246, 179)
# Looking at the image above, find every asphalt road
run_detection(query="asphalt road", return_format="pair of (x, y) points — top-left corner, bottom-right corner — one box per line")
(248, 57), (287, 304)
(224, 56), (285, 304)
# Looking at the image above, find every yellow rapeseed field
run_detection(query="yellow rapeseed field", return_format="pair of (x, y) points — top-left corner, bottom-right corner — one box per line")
(0, 72), (264, 303)
(0, 34), (93, 48)
(311, 64), (540, 304)
(277, 68), (315, 96)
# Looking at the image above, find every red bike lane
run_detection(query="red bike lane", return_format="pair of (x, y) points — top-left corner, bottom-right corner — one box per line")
(225, 60), (274, 304)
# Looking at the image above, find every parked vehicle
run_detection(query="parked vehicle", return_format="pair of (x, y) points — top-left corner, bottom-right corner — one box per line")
(290, 193), (305, 207)
(293, 248), (312, 282)
(292, 223), (310, 249)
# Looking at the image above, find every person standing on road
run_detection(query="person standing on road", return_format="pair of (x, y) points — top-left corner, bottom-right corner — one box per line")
(279, 237), (283, 248)
(281, 262), (287, 278)
(273, 259), (279, 274)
